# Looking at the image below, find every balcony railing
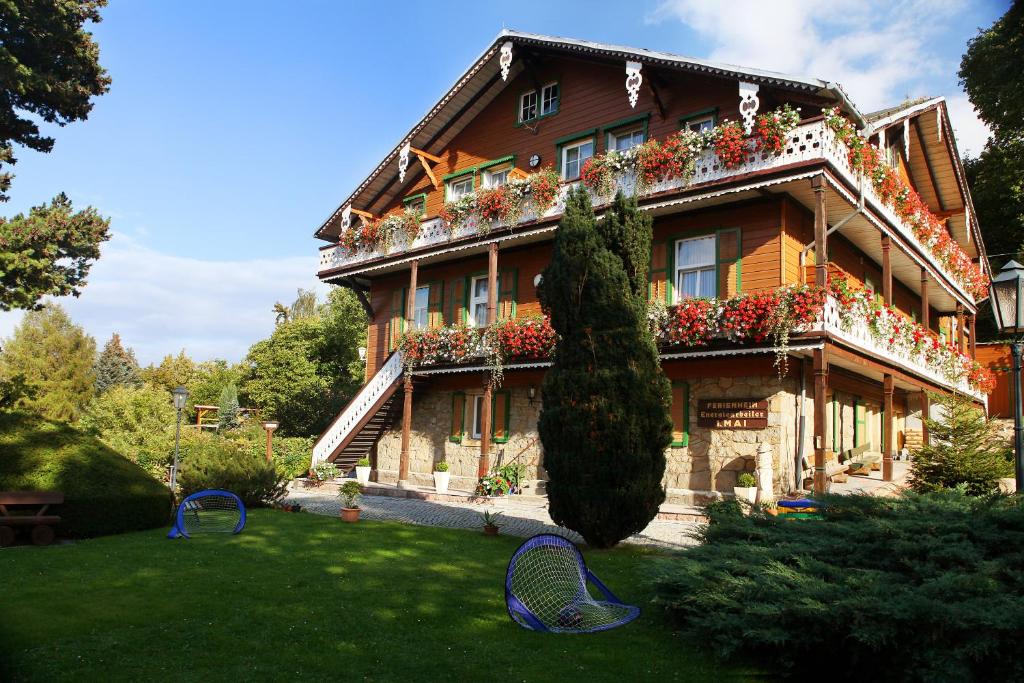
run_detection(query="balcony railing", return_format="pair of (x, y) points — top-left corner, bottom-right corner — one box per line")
(319, 119), (979, 302)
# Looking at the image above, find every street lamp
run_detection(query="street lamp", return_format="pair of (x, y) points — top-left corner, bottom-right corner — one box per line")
(170, 386), (189, 492)
(261, 421), (280, 463)
(989, 260), (1024, 491)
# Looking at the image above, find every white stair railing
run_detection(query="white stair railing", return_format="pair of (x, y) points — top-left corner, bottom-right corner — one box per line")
(312, 351), (404, 466)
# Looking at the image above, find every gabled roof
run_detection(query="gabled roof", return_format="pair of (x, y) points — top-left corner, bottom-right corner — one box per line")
(314, 29), (866, 241)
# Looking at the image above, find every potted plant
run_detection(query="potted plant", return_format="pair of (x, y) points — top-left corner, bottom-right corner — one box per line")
(309, 461), (337, 487)
(355, 457), (371, 485)
(433, 461), (451, 494)
(480, 510), (502, 536)
(734, 472), (757, 504)
(339, 480), (363, 523)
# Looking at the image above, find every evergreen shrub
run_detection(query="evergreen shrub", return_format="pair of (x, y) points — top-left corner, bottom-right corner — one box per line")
(178, 437), (286, 507)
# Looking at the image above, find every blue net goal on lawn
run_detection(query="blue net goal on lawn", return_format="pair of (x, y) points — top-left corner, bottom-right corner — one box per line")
(504, 533), (640, 633)
(168, 489), (246, 539)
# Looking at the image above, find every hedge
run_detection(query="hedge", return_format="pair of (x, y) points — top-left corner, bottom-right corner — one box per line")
(0, 412), (171, 538)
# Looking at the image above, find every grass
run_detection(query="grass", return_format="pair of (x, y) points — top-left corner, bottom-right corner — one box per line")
(0, 510), (745, 682)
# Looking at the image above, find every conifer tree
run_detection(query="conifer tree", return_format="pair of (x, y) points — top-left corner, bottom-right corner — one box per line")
(537, 189), (672, 548)
(909, 392), (1013, 496)
(217, 383), (241, 431)
(94, 333), (141, 393)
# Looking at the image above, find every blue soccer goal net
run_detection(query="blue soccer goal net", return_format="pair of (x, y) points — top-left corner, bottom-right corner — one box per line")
(168, 489), (246, 539)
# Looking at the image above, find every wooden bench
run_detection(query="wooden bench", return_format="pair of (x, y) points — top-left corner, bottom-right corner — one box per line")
(0, 491), (63, 546)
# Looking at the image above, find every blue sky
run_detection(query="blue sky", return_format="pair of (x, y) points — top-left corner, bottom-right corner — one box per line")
(0, 0), (1009, 363)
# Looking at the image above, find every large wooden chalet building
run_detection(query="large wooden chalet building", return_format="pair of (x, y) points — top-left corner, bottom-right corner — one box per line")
(311, 31), (990, 501)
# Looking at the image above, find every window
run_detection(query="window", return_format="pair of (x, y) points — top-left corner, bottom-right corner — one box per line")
(403, 194), (426, 217)
(683, 115), (715, 134)
(468, 275), (488, 327)
(483, 163), (511, 188)
(471, 395), (486, 439)
(609, 127), (645, 151)
(412, 285), (429, 329)
(561, 138), (593, 180)
(520, 83), (558, 123)
(447, 174), (474, 200)
(674, 235), (716, 300)
(519, 91), (538, 123)
(540, 83), (559, 116)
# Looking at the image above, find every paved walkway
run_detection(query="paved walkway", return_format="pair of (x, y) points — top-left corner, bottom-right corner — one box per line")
(284, 485), (702, 550)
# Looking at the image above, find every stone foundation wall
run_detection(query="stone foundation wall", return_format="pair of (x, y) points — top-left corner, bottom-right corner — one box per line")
(376, 387), (544, 492)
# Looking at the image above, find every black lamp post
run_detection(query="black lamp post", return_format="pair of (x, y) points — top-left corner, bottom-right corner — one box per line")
(989, 260), (1024, 492)
(170, 385), (189, 492)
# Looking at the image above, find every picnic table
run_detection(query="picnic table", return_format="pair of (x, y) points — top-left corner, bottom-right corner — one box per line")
(0, 491), (63, 546)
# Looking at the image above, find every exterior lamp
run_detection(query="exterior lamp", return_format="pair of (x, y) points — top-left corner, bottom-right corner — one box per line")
(261, 421), (280, 463)
(358, 346), (367, 362)
(989, 259), (1024, 491)
(170, 385), (189, 492)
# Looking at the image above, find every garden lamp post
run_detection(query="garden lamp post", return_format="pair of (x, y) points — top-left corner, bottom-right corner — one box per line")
(261, 421), (279, 463)
(989, 260), (1024, 492)
(170, 385), (189, 492)
(358, 346), (367, 362)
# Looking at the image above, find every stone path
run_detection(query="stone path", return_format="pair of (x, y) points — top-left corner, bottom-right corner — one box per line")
(284, 486), (702, 550)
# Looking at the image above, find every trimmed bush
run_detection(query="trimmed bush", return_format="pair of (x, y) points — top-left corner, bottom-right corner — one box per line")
(0, 412), (171, 538)
(177, 436), (287, 507)
(220, 425), (313, 480)
(651, 492), (1024, 681)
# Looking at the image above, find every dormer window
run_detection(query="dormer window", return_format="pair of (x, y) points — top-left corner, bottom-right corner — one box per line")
(519, 82), (559, 123)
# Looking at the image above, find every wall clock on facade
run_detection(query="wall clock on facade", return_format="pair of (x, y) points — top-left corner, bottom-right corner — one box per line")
(529, 154), (540, 168)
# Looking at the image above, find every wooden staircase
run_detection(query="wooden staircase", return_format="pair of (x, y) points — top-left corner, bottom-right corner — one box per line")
(327, 392), (401, 473)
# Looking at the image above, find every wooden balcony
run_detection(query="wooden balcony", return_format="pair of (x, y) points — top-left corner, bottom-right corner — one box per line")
(318, 120), (981, 310)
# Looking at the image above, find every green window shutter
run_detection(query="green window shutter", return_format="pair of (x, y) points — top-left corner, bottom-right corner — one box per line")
(854, 400), (866, 449)
(427, 281), (444, 328)
(450, 392), (466, 443)
(498, 269), (518, 320)
(670, 382), (689, 447)
(388, 287), (406, 351)
(491, 390), (511, 443)
(716, 227), (742, 296)
(445, 278), (465, 326)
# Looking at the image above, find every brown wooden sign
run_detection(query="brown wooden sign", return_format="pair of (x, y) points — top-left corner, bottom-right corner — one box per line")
(697, 399), (769, 429)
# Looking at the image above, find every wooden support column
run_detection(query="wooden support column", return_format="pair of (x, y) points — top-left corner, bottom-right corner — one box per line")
(883, 375), (894, 482)
(956, 303), (966, 353)
(812, 175), (828, 287)
(920, 390), (930, 446)
(813, 347), (830, 494)
(881, 235), (892, 306)
(969, 314), (977, 359)
(920, 268), (929, 330)
(398, 261), (418, 488)
(478, 243), (499, 479)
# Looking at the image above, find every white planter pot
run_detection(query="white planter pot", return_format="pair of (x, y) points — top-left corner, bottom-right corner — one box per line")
(433, 471), (450, 494)
(355, 466), (371, 485)
(733, 486), (757, 504)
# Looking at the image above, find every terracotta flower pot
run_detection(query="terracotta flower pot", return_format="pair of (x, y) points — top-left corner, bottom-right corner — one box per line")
(483, 524), (499, 536)
(340, 507), (361, 523)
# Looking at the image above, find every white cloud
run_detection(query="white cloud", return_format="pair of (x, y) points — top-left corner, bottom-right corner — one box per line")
(648, 0), (970, 113)
(0, 232), (330, 365)
(944, 94), (991, 158)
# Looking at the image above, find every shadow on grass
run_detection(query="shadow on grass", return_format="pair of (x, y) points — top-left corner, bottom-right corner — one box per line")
(0, 510), (741, 683)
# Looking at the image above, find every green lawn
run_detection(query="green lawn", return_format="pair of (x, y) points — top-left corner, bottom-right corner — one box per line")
(1, 510), (744, 682)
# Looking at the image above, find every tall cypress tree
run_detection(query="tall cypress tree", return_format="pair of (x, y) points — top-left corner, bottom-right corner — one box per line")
(94, 333), (141, 393)
(538, 189), (672, 548)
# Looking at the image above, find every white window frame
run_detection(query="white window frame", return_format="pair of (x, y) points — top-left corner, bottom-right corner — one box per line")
(404, 195), (426, 217)
(683, 115), (715, 134)
(560, 138), (594, 181)
(412, 285), (430, 330)
(540, 83), (559, 116)
(482, 163), (512, 189)
(673, 235), (717, 302)
(608, 127), (645, 152)
(519, 90), (538, 123)
(468, 275), (489, 327)
(446, 174), (475, 201)
(471, 394), (486, 439)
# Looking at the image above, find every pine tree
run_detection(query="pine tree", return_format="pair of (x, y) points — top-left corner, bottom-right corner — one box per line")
(537, 188), (672, 548)
(909, 392), (1013, 496)
(217, 383), (241, 431)
(0, 304), (96, 421)
(94, 333), (141, 393)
